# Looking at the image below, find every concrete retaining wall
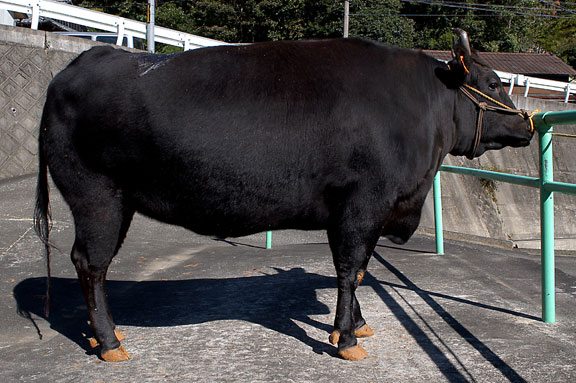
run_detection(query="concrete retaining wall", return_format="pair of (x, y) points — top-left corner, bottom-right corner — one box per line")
(0, 25), (118, 180)
(1, 25), (575, 248)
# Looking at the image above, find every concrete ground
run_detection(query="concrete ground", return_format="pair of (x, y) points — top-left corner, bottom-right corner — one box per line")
(1, 175), (576, 383)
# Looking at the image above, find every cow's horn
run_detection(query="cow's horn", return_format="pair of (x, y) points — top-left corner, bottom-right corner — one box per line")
(453, 28), (472, 57)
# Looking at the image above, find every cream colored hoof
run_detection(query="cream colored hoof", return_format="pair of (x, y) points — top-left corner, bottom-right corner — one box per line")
(338, 345), (368, 361)
(329, 330), (340, 345)
(88, 337), (99, 349)
(114, 329), (126, 342)
(357, 270), (365, 285)
(101, 345), (131, 362)
(88, 329), (126, 349)
(354, 324), (374, 338)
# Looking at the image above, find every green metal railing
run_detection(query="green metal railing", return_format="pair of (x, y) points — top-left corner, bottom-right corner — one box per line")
(266, 230), (272, 249)
(434, 110), (576, 323)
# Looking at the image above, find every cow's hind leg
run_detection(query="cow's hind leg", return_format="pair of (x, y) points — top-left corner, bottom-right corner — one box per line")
(69, 192), (134, 362)
(327, 209), (380, 361)
(352, 256), (375, 339)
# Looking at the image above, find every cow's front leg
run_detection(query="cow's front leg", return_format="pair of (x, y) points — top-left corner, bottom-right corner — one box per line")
(327, 219), (380, 361)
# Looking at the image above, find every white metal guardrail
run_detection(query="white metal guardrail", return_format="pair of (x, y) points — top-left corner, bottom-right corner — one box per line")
(496, 70), (576, 103)
(1, 0), (574, 101)
(0, 0), (228, 50)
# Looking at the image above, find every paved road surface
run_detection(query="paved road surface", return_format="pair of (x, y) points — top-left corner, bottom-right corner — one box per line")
(2, 175), (576, 382)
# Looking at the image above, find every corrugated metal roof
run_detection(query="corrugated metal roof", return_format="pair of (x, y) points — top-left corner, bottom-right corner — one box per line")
(424, 50), (576, 76)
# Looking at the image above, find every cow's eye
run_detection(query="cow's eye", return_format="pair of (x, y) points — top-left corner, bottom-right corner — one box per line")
(488, 82), (498, 91)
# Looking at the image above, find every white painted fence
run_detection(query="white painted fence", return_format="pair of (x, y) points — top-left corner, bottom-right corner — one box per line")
(1, 0), (574, 102)
(0, 0), (227, 50)
(496, 70), (575, 103)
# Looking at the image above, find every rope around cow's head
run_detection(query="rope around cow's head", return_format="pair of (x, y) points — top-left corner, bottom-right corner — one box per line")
(459, 84), (539, 158)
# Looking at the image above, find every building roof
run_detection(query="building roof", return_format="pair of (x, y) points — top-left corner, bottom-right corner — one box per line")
(424, 50), (576, 77)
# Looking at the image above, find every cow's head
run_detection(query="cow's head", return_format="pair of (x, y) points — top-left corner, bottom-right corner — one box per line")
(439, 29), (535, 159)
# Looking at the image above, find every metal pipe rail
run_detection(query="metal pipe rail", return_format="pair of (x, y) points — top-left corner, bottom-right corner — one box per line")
(0, 0), (227, 50)
(496, 71), (576, 103)
(434, 110), (576, 323)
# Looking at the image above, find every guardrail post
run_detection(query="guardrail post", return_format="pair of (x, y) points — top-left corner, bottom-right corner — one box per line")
(146, 0), (155, 53)
(508, 74), (515, 96)
(539, 119), (556, 323)
(266, 231), (272, 249)
(523, 78), (530, 98)
(433, 172), (444, 255)
(31, 2), (40, 30)
(116, 19), (125, 46)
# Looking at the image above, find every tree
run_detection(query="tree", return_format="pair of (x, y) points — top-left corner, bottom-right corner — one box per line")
(72, 0), (576, 69)
(532, 3), (576, 67)
(402, 0), (546, 52)
(74, 1), (412, 46)
(400, 0), (576, 64)
(73, 1), (147, 22)
(349, 0), (415, 47)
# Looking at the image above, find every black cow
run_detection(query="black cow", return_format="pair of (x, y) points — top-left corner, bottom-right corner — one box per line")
(34, 30), (533, 362)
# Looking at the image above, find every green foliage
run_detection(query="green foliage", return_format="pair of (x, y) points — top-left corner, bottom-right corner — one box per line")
(349, 0), (414, 47)
(188, 1), (237, 41)
(73, 1), (411, 44)
(255, 0), (305, 40)
(155, 2), (193, 32)
(533, 14), (576, 67)
(401, 0), (576, 70)
(72, 0), (576, 69)
(73, 1), (146, 22)
(402, 0), (545, 52)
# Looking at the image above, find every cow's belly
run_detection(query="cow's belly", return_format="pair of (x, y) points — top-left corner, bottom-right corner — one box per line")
(380, 186), (431, 245)
(381, 212), (421, 245)
(125, 178), (330, 238)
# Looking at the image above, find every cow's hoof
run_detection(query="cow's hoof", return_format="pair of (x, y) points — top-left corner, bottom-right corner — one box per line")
(88, 329), (126, 349)
(328, 330), (340, 345)
(338, 345), (368, 361)
(330, 325), (373, 345)
(114, 329), (126, 342)
(354, 324), (374, 338)
(357, 270), (365, 285)
(101, 345), (131, 362)
(88, 337), (99, 349)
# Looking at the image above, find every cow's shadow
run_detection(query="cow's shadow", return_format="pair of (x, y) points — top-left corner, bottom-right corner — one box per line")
(13, 267), (336, 356)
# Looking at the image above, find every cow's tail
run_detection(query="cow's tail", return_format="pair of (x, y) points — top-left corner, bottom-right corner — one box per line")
(33, 120), (52, 318)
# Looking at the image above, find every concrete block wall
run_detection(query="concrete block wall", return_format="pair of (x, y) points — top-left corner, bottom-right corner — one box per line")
(0, 25), (113, 180)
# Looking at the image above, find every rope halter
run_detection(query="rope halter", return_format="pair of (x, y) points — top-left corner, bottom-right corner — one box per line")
(459, 84), (537, 158)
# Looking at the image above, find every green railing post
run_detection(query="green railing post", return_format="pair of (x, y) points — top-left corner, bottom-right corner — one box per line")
(433, 110), (576, 323)
(539, 119), (556, 323)
(433, 172), (445, 255)
(266, 230), (272, 249)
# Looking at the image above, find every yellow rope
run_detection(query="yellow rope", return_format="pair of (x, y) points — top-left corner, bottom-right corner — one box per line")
(527, 109), (540, 134)
(462, 84), (513, 110)
(551, 132), (576, 139)
(462, 84), (539, 133)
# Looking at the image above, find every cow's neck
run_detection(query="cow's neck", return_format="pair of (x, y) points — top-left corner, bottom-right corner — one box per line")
(448, 89), (477, 158)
